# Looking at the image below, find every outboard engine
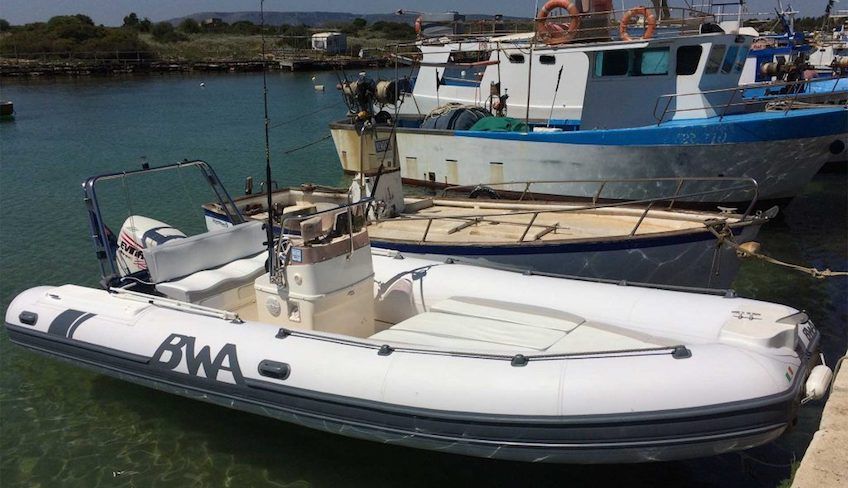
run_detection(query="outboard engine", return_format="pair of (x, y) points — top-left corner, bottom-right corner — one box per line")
(115, 216), (186, 276)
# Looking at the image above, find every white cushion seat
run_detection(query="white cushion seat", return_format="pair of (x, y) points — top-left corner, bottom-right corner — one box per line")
(143, 221), (266, 283)
(143, 221), (268, 305)
(430, 296), (584, 332)
(371, 312), (562, 351)
(370, 296), (671, 354)
(155, 252), (266, 303)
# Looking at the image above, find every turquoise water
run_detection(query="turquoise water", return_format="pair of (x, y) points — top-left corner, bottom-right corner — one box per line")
(1, 73), (846, 487)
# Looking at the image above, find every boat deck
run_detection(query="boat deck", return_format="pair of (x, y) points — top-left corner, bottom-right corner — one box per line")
(365, 198), (729, 244)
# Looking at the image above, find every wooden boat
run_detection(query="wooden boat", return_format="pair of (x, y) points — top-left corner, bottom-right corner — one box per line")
(203, 171), (774, 289)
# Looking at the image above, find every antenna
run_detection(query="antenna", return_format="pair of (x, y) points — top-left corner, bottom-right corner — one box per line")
(260, 0), (275, 277)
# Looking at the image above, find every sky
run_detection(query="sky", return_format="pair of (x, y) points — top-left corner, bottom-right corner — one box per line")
(0, 0), (837, 26)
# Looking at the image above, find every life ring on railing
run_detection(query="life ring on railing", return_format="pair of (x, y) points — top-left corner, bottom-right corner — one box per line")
(536, 0), (582, 45)
(619, 6), (657, 41)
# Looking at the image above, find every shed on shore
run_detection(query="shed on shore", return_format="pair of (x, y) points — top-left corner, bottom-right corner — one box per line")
(311, 32), (347, 54)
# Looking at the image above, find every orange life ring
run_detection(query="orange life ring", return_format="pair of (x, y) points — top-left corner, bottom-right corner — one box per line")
(414, 16), (422, 36)
(536, 0), (582, 45)
(619, 6), (657, 41)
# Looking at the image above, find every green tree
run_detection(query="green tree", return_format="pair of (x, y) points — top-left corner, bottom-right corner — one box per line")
(352, 18), (367, 29)
(369, 21), (415, 40)
(178, 18), (201, 34)
(0, 19), (10, 32)
(151, 21), (185, 42)
(139, 17), (152, 33)
(123, 12), (139, 28)
(46, 15), (103, 42)
(0, 15), (151, 58)
(228, 20), (258, 35)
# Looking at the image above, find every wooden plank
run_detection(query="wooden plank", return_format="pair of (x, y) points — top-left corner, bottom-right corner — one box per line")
(531, 224), (559, 241)
(447, 218), (481, 234)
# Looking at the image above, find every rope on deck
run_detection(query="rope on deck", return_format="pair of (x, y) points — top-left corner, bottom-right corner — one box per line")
(706, 222), (848, 279)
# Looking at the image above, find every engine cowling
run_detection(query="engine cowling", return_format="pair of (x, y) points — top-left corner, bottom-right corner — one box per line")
(116, 216), (185, 276)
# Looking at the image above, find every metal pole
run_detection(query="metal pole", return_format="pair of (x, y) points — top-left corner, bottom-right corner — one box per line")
(525, 38), (534, 124)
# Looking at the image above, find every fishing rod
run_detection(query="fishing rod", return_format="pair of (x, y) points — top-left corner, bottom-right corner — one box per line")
(260, 0), (276, 279)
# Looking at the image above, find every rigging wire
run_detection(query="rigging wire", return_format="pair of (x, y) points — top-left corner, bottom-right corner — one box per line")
(268, 102), (342, 129)
(282, 134), (332, 155)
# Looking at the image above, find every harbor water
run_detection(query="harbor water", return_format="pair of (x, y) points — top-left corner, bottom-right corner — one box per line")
(1, 73), (846, 487)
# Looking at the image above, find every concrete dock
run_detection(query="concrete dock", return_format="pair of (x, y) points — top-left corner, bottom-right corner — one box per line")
(792, 354), (848, 487)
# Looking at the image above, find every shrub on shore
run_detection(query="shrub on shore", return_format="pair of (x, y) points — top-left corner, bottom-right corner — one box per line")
(0, 14), (150, 58)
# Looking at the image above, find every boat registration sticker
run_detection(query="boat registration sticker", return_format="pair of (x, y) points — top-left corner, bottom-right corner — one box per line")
(375, 139), (390, 153)
(798, 322), (817, 351)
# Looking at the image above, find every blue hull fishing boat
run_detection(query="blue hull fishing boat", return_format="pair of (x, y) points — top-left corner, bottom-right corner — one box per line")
(329, 1), (848, 204)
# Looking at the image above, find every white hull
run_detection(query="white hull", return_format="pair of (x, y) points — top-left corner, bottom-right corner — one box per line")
(5, 251), (820, 463)
(394, 131), (841, 203)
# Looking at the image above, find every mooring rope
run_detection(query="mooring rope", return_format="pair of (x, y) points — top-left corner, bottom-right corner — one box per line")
(705, 223), (848, 278)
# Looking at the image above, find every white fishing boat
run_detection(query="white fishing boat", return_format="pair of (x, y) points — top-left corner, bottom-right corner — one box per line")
(203, 171), (774, 289)
(329, 2), (848, 205)
(736, 7), (848, 107)
(809, 8), (848, 73)
(4, 160), (832, 464)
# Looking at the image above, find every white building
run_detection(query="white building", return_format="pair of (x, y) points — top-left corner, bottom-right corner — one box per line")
(311, 32), (347, 54)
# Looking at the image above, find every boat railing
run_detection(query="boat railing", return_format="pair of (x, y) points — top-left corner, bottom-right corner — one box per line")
(82, 159), (244, 281)
(653, 76), (847, 124)
(386, 2), (747, 48)
(532, 6), (717, 44)
(383, 176), (759, 243)
(279, 197), (373, 255)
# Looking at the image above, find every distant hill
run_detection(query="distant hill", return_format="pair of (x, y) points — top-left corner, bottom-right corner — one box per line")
(165, 11), (524, 27)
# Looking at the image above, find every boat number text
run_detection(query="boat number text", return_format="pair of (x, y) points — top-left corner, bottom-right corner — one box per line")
(800, 322), (816, 343)
(152, 333), (245, 385)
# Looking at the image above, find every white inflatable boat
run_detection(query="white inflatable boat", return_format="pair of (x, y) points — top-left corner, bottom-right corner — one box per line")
(3, 161), (831, 463)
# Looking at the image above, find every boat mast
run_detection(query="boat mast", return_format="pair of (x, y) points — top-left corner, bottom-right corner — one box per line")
(260, 0), (275, 277)
(526, 1), (539, 124)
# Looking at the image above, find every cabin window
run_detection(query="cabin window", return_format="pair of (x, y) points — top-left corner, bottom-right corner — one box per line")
(594, 50), (630, 77)
(448, 50), (491, 63)
(594, 48), (669, 77)
(676, 45), (702, 75)
(705, 44), (726, 74)
(733, 46), (749, 72)
(539, 54), (556, 65)
(721, 45), (739, 73)
(441, 50), (491, 87)
(633, 48), (669, 76)
(508, 53), (525, 63)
